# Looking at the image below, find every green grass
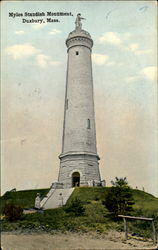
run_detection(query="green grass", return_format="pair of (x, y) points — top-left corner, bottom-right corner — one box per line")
(68, 187), (158, 215)
(132, 189), (158, 215)
(1, 187), (158, 238)
(0, 188), (49, 213)
(67, 187), (109, 204)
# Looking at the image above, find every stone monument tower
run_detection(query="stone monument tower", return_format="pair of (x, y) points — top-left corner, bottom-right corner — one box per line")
(58, 14), (101, 188)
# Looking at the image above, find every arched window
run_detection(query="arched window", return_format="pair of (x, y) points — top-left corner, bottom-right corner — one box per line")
(76, 51), (79, 55)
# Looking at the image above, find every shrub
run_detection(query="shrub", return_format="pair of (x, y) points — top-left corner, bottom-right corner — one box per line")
(3, 203), (23, 222)
(64, 198), (85, 216)
(103, 177), (134, 218)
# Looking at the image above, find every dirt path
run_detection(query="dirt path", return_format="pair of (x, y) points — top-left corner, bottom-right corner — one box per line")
(1, 231), (157, 250)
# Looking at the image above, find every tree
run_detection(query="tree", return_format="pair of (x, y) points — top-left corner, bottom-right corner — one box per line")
(111, 177), (128, 187)
(103, 177), (134, 218)
(3, 203), (23, 222)
(65, 198), (85, 216)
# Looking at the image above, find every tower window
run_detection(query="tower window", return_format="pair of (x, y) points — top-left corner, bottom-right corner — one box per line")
(76, 51), (79, 55)
(66, 99), (68, 109)
(87, 119), (91, 129)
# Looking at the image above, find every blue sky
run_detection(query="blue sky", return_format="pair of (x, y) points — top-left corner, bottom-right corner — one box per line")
(1, 1), (157, 196)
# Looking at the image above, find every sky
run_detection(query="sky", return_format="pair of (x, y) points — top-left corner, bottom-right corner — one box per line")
(1, 1), (158, 196)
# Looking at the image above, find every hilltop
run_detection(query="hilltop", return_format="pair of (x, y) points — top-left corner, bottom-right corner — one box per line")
(1, 187), (158, 239)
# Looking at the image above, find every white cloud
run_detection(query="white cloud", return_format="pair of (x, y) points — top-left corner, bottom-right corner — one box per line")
(32, 22), (47, 30)
(141, 66), (157, 81)
(98, 32), (122, 45)
(118, 62), (124, 67)
(92, 54), (123, 67)
(127, 43), (152, 55)
(50, 61), (61, 66)
(129, 43), (139, 51)
(15, 30), (25, 35)
(49, 29), (61, 35)
(125, 76), (138, 83)
(106, 61), (116, 66)
(6, 43), (40, 59)
(98, 32), (152, 59)
(36, 54), (49, 68)
(125, 66), (157, 82)
(92, 53), (109, 65)
(36, 54), (61, 68)
(6, 43), (60, 68)
(135, 49), (152, 55)
(122, 33), (132, 40)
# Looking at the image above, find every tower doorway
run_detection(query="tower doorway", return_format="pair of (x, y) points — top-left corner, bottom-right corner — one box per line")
(72, 172), (80, 187)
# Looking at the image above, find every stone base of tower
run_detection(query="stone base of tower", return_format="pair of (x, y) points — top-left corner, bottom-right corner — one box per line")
(58, 152), (101, 188)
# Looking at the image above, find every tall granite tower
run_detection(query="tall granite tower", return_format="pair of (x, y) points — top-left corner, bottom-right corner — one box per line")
(58, 14), (101, 188)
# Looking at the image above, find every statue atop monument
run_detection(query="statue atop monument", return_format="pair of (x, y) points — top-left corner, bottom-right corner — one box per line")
(75, 13), (86, 30)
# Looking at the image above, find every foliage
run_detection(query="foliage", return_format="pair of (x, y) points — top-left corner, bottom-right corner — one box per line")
(64, 198), (85, 216)
(1, 187), (158, 239)
(103, 177), (134, 217)
(0, 188), (49, 214)
(3, 203), (23, 222)
(111, 177), (128, 187)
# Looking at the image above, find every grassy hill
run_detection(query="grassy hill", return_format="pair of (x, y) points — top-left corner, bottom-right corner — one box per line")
(132, 189), (158, 215)
(68, 187), (158, 213)
(1, 187), (158, 238)
(0, 188), (49, 213)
